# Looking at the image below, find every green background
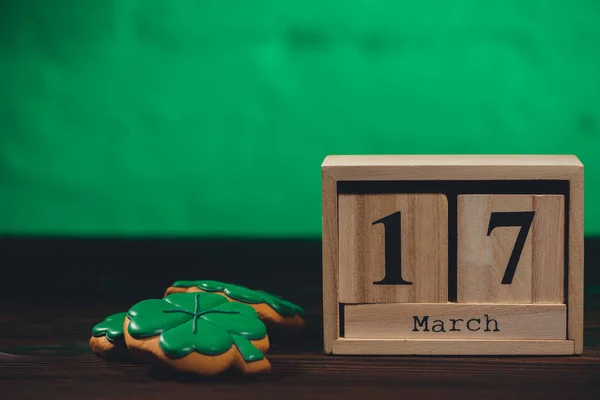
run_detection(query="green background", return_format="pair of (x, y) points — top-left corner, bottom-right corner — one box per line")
(1, 0), (599, 237)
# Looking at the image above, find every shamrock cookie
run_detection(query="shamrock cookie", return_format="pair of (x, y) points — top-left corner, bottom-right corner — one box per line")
(164, 280), (305, 331)
(123, 292), (271, 376)
(90, 312), (130, 360)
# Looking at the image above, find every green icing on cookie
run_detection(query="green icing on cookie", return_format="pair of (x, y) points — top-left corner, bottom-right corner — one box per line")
(170, 280), (305, 318)
(231, 334), (265, 362)
(92, 312), (128, 342)
(196, 280), (228, 292)
(127, 292), (267, 362)
(255, 290), (305, 317)
(173, 280), (224, 291)
(223, 284), (264, 304)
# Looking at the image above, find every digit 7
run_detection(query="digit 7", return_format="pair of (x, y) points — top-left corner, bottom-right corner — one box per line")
(486, 211), (536, 284)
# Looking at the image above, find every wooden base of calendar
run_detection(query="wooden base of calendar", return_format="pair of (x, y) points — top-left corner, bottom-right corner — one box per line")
(331, 339), (576, 355)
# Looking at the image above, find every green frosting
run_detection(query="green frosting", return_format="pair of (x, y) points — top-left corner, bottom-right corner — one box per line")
(172, 280), (305, 318)
(92, 312), (128, 342)
(127, 292), (267, 362)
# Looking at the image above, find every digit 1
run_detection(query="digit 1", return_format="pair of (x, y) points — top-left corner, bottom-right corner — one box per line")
(486, 211), (535, 284)
(372, 211), (412, 285)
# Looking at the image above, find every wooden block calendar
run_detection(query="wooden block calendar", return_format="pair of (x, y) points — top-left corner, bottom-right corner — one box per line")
(321, 155), (584, 355)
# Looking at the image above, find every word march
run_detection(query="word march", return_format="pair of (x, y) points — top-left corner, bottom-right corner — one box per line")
(412, 314), (500, 333)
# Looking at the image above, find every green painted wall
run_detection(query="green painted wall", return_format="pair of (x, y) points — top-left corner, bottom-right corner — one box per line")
(1, 1), (599, 237)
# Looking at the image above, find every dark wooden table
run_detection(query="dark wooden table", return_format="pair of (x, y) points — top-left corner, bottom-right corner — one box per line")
(2, 237), (600, 399)
(1, 296), (600, 399)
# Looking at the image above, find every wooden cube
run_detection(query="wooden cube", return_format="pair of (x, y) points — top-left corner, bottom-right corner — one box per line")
(321, 155), (584, 355)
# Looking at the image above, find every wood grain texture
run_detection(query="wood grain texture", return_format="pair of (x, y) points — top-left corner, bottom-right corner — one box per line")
(338, 194), (448, 303)
(332, 339), (575, 355)
(322, 154), (584, 356)
(569, 168), (585, 354)
(457, 195), (564, 304)
(321, 170), (339, 353)
(322, 155), (584, 167)
(343, 303), (566, 340)
(323, 155), (583, 181)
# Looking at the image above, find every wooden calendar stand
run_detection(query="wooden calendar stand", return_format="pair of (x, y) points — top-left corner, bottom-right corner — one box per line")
(321, 155), (584, 355)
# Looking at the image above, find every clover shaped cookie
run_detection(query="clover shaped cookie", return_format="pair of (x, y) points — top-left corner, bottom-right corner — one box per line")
(164, 280), (305, 331)
(90, 312), (130, 360)
(123, 292), (270, 376)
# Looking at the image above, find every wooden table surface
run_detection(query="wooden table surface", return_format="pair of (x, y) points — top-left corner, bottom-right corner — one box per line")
(2, 236), (600, 399)
(1, 296), (600, 400)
